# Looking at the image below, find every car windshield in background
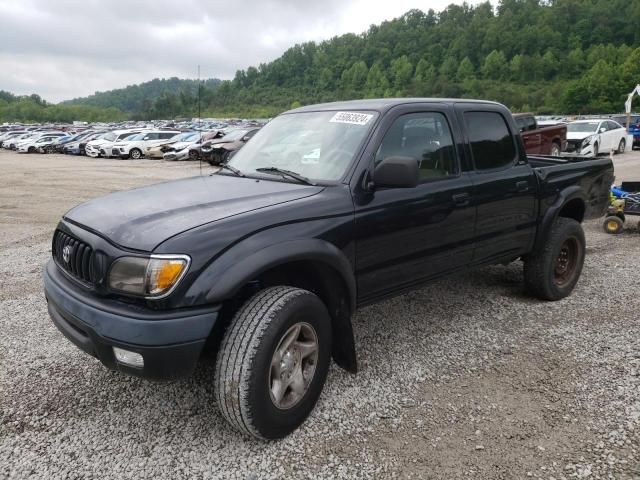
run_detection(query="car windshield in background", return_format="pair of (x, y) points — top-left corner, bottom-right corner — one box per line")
(178, 132), (198, 141)
(228, 111), (378, 182)
(220, 129), (248, 141)
(568, 122), (599, 133)
(102, 132), (116, 141)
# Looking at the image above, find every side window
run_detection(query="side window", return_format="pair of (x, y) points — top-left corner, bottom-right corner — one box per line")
(375, 112), (458, 181)
(160, 132), (175, 139)
(464, 111), (517, 170)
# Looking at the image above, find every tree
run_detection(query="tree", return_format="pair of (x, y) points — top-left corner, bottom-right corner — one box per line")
(481, 50), (507, 80)
(390, 55), (414, 93)
(456, 57), (475, 82)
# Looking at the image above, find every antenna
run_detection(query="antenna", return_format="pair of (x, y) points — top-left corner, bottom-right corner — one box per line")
(198, 64), (202, 176)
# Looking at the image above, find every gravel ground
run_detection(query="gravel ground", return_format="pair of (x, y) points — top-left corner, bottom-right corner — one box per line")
(1, 150), (640, 479)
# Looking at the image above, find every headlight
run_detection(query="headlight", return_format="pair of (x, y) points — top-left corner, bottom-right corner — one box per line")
(581, 135), (595, 148)
(108, 255), (190, 298)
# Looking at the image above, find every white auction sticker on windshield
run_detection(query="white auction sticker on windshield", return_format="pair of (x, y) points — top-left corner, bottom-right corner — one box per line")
(329, 111), (373, 125)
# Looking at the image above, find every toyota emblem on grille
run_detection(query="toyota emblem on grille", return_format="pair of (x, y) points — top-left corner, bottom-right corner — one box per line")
(62, 245), (72, 263)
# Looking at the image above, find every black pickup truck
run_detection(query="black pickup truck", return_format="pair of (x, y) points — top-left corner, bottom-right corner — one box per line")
(44, 99), (613, 439)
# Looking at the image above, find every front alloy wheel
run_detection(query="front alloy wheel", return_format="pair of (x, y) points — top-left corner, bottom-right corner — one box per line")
(215, 286), (332, 439)
(269, 322), (319, 410)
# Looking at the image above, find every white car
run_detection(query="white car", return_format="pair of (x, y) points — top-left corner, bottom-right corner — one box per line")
(17, 134), (66, 153)
(566, 119), (628, 156)
(162, 135), (201, 161)
(85, 130), (142, 158)
(111, 130), (180, 159)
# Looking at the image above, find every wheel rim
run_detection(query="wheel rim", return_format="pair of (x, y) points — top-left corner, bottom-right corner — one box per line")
(607, 220), (619, 232)
(551, 145), (560, 156)
(131, 150), (140, 159)
(189, 151), (198, 160)
(619, 139), (625, 152)
(553, 237), (580, 287)
(269, 322), (319, 410)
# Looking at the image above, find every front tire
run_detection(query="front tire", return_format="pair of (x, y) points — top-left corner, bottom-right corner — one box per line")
(593, 142), (599, 157)
(523, 218), (586, 301)
(550, 142), (561, 156)
(215, 286), (332, 440)
(129, 148), (142, 160)
(617, 138), (626, 154)
(189, 150), (199, 161)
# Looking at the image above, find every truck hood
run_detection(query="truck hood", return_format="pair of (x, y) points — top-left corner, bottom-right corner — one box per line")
(64, 174), (322, 251)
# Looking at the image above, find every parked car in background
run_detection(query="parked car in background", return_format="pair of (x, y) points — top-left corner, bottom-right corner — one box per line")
(202, 128), (261, 165)
(513, 113), (567, 156)
(628, 121), (640, 149)
(64, 132), (105, 155)
(162, 133), (203, 161)
(566, 119), (627, 156)
(86, 130), (141, 158)
(17, 133), (65, 153)
(112, 130), (180, 159)
(145, 132), (199, 159)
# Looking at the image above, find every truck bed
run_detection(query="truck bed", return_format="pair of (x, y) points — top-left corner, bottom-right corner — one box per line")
(528, 155), (614, 221)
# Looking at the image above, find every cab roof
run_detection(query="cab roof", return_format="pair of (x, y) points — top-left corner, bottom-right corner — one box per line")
(285, 98), (503, 115)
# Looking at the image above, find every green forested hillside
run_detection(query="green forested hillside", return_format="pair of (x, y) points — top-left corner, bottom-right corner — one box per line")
(206, 0), (640, 116)
(3, 0), (640, 122)
(64, 77), (221, 117)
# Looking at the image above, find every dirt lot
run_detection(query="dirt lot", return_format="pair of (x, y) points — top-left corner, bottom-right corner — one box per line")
(1, 151), (640, 479)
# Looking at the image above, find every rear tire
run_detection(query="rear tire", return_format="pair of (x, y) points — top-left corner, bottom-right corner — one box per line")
(523, 218), (586, 301)
(603, 215), (624, 234)
(215, 286), (332, 440)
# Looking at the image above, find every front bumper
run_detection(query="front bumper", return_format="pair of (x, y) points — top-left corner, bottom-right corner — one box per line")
(43, 260), (220, 380)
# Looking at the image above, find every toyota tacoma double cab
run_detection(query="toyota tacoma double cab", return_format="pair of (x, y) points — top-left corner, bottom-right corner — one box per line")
(44, 99), (614, 440)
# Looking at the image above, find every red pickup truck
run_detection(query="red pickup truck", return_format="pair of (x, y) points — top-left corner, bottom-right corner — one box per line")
(513, 113), (567, 156)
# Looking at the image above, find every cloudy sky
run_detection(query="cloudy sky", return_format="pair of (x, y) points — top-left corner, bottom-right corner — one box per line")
(0, 0), (480, 103)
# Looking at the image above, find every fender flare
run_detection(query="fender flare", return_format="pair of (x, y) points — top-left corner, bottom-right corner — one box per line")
(532, 186), (586, 253)
(203, 238), (356, 312)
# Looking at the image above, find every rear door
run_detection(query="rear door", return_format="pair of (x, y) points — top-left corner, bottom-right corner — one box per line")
(455, 105), (537, 264)
(353, 104), (476, 301)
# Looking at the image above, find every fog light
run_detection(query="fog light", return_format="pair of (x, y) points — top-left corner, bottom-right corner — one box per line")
(113, 347), (144, 368)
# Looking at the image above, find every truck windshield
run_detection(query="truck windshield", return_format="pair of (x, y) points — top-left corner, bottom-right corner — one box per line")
(228, 111), (378, 182)
(567, 122), (599, 133)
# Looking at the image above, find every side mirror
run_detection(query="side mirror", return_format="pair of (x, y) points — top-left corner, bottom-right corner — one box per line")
(373, 156), (419, 189)
(599, 127), (606, 133)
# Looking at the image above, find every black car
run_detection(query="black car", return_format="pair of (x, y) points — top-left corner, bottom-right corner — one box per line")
(44, 98), (613, 440)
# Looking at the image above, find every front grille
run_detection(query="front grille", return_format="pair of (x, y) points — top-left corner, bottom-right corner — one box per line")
(52, 230), (95, 284)
(566, 140), (582, 152)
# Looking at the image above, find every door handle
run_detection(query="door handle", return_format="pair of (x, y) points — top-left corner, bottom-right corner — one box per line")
(452, 192), (470, 207)
(515, 181), (529, 192)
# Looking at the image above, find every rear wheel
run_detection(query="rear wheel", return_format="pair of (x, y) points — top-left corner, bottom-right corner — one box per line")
(617, 138), (626, 154)
(550, 142), (561, 156)
(129, 148), (142, 160)
(603, 215), (624, 234)
(524, 218), (586, 301)
(215, 286), (332, 439)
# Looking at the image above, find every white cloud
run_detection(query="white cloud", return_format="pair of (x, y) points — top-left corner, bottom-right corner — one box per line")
(0, 0), (483, 102)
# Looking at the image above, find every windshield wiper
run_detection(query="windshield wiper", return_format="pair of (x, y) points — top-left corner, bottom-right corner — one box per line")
(255, 167), (316, 186)
(218, 163), (245, 177)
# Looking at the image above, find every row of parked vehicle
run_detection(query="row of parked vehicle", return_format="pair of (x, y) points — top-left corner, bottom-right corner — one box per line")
(515, 113), (634, 157)
(0, 122), (264, 165)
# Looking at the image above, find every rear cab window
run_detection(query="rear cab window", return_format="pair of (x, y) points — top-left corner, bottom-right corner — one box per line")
(464, 111), (517, 170)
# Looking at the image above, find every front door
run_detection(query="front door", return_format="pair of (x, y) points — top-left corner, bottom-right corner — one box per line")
(353, 108), (476, 303)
